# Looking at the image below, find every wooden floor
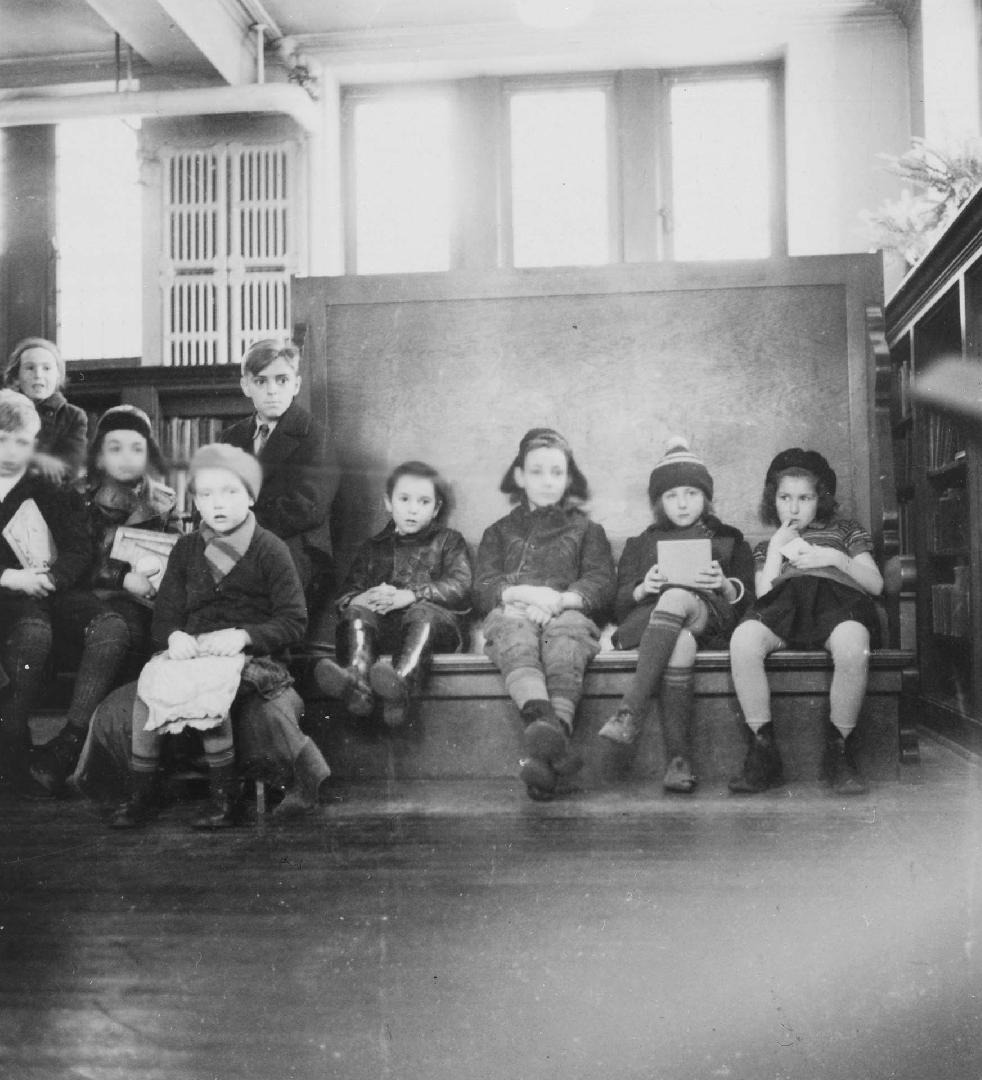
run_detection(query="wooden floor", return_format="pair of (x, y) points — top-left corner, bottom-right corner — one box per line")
(1, 737), (980, 1080)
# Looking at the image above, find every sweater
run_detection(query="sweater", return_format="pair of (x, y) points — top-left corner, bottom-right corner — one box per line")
(151, 523), (306, 656)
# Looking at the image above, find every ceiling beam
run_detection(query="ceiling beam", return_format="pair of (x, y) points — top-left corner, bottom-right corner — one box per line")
(83, 0), (257, 85)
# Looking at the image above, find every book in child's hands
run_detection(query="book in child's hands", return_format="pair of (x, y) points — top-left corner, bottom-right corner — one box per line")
(656, 539), (712, 585)
(110, 528), (180, 600)
(2, 499), (57, 571)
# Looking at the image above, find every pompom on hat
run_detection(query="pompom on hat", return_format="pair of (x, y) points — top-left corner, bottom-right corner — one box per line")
(765, 448), (837, 496)
(648, 437), (713, 503)
(189, 443), (262, 500)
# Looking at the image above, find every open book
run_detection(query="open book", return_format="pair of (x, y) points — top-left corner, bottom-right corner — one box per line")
(656, 538), (712, 585)
(2, 499), (57, 572)
(110, 528), (180, 603)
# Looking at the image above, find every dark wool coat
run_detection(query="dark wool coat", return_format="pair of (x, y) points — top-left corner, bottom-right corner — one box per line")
(35, 392), (88, 477)
(220, 400), (338, 585)
(0, 472), (93, 590)
(151, 524), (306, 656)
(613, 517), (756, 649)
(474, 502), (616, 619)
(336, 520), (473, 613)
(85, 476), (181, 591)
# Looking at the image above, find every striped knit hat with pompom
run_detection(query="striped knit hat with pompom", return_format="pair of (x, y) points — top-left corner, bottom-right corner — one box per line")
(647, 437), (714, 503)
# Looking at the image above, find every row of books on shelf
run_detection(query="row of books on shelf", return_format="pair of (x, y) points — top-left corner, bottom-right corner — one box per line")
(162, 417), (228, 464)
(931, 488), (967, 554)
(931, 567), (971, 639)
(926, 413), (966, 470)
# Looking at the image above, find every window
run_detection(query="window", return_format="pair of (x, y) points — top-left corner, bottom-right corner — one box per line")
(160, 140), (297, 366)
(347, 93), (453, 274)
(666, 72), (782, 260)
(56, 118), (142, 359)
(342, 65), (784, 272)
(507, 85), (611, 267)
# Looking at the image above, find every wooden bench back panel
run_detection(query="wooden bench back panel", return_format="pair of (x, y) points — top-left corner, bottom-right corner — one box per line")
(294, 257), (884, 575)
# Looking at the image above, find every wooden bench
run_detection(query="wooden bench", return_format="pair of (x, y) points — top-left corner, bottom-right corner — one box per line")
(307, 647), (919, 787)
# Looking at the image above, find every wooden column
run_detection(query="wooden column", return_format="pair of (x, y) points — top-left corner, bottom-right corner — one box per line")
(2, 126), (57, 356)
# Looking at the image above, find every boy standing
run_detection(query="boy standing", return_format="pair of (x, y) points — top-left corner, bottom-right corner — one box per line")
(111, 444), (330, 829)
(220, 338), (337, 627)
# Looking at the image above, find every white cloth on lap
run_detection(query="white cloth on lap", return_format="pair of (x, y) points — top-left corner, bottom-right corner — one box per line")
(137, 652), (246, 735)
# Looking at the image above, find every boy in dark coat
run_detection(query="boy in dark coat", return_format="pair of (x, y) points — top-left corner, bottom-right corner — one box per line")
(219, 338), (337, 629)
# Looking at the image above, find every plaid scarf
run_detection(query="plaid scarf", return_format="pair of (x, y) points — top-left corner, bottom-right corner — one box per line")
(199, 512), (256, 584)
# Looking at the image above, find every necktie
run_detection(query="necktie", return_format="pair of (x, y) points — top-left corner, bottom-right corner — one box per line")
(255, 423), (270, 455)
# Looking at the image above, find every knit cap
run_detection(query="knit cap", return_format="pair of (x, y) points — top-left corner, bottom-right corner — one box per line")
(648, 437), (714, 502)
(765, 448), (837, 496)
(95, 404), (154, 444)
(189, 443), (262, 500)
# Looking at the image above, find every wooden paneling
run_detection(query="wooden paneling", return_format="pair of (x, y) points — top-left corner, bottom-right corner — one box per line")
(294, 256), (883, 572)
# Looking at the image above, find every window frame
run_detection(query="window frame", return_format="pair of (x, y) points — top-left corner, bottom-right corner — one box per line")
(659, 62), (787, 260)
(341, 82), (458, 275)
(340, 62), (787, 274)
(500, 72), (621, 269)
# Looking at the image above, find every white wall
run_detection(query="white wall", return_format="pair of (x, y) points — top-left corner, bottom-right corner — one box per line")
(785, 19), (911, 257)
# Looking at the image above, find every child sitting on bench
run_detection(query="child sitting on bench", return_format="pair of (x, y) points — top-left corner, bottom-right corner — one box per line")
(314, 460), (472, 726)
(110, 443), (329, 829)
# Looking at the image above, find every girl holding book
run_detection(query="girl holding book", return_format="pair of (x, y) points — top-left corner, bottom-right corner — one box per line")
(599, 438), (754, 792)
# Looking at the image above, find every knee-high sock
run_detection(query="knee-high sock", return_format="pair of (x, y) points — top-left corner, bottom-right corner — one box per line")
(622, 610), (686, 716)
(1, 617), (52, 756)
(201, 715), (235, 770)
(730, 640), (774, 734)
(65, 613), (129, 732)
(659, 666), (694, 760)
(829, 655), (868, 737)
(505, 667), (549, 709)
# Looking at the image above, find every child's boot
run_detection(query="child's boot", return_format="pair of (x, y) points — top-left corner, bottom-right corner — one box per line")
(192, 764), (247, 830)
(109, 771), (160, 829)
(30, 723), (86, 796)
(518, 699), (580, 801)
(313, 618), (377, 717)
(823, 721), (868, 795)
(370, 621), (434, 727)
(728, 721), (784, 794)
(598, 706), (643, 746)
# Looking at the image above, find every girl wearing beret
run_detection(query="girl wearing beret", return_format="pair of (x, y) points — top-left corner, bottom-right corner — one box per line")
(728, 449), (883, 796)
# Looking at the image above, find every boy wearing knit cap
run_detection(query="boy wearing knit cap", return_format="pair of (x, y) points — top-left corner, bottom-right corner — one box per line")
(111, 443), (331, 829)
(599, 438), (754, 792)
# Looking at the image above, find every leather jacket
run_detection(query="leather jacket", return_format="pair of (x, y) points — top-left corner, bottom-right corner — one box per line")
(336, 520), (473, 613)
(474, 501), (615, 619)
